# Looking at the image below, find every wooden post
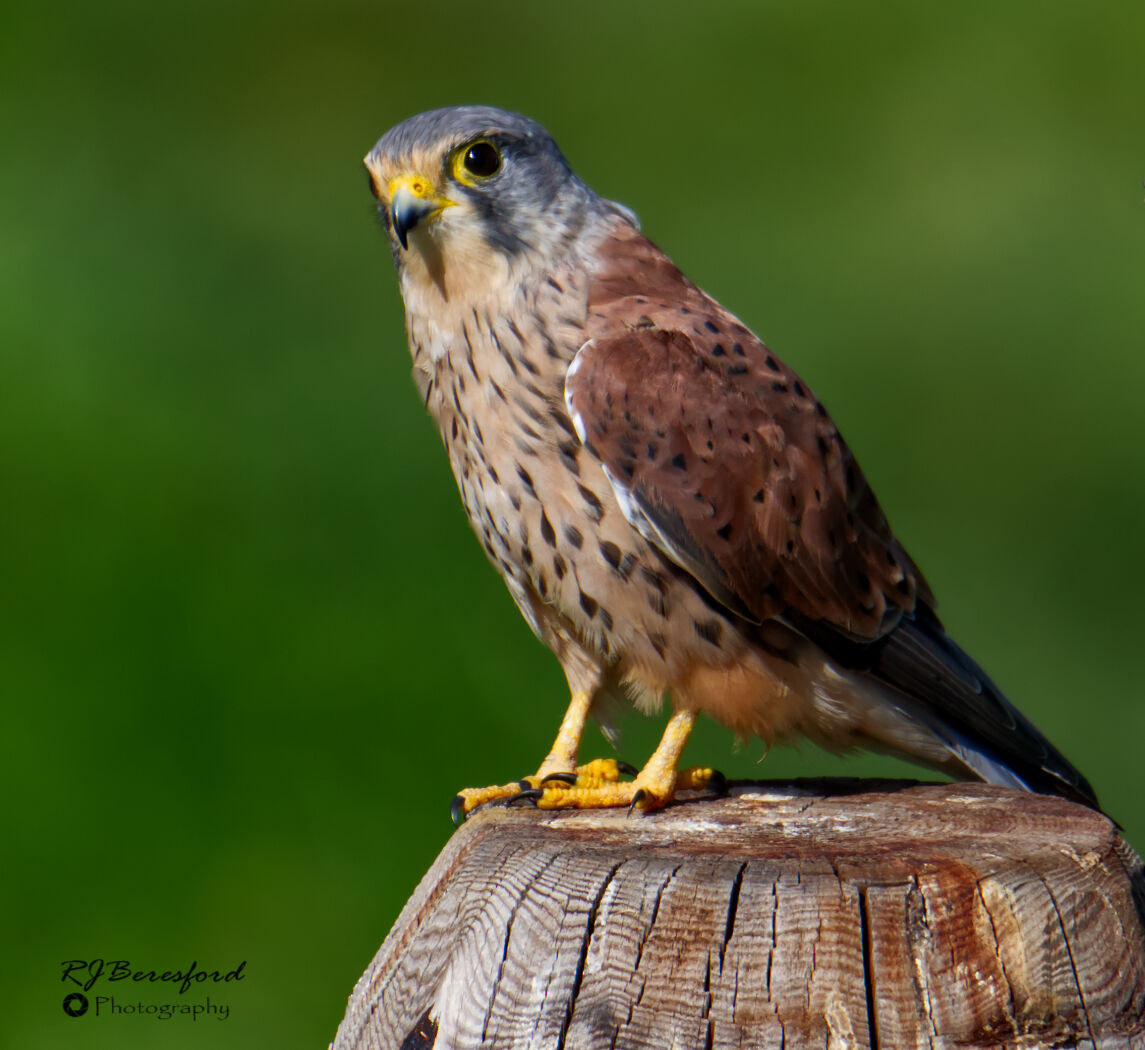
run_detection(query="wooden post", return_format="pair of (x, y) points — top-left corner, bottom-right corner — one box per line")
(332, 781), (1145, 1050)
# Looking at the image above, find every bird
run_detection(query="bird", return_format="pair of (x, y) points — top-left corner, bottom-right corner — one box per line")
(362, 105), (1099, 820)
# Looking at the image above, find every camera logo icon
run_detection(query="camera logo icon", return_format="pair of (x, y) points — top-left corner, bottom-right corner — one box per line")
(62, 993), (89, 1017)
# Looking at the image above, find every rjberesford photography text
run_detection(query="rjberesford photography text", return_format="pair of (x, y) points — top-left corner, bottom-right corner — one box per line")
(60, 959), (246, 1021)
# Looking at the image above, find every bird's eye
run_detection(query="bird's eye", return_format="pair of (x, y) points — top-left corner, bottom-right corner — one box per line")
(460, 140), (502, 179)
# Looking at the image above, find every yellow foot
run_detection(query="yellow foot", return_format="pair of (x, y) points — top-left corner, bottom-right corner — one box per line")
(450, 759), (628, 824)
(450, 760), (725, 824)
(530, 762), (724, 813)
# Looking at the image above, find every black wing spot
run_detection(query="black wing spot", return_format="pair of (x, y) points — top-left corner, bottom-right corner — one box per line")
(579, 590), (599, 618)
(716, 523), (733, 541)
(704, 320), (720, 334)
(671, 453), (687, 470)
(563, 524), (584, 550)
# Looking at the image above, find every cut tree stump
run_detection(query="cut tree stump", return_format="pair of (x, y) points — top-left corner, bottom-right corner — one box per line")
(332, 780), (1145, 1050)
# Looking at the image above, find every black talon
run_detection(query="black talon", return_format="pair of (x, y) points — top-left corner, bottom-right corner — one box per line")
(517, 779), (534, 790)
(616, 761), (639, 777)
(628, 788), (647, 816)
(450, 795), (468, 827)
(708, 769), (728, 796)
(508, 788), (544, 807)
(541, 772), (579, 785)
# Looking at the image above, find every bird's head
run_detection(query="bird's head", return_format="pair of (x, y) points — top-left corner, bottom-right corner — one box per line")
(364, 106), (614, 303)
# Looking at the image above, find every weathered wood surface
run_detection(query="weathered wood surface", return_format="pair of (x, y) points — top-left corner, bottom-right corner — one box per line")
(333, 780), (1145, 1050)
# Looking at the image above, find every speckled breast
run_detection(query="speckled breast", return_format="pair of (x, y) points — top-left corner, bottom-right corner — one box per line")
(405, 264), (749, 689)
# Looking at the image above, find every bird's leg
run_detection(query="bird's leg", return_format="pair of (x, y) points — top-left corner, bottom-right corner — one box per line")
(534, 688), (591, 778)
(452, 701), (724, 822)
(532, 708), (722, 812)
(451, 690), (627, 822)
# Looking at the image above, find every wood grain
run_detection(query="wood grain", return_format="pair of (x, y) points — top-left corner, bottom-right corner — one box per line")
(332, 781), (1145, 1049)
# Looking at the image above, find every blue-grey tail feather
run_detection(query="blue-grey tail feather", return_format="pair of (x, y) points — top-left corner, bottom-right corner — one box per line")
(787, 604), (1101, 811)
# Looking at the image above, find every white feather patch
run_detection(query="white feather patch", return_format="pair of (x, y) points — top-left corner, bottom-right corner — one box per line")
(563, 341), (592, 444)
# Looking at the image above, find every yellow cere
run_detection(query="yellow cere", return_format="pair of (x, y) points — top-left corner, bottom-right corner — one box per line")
(387, 173), (437, 202)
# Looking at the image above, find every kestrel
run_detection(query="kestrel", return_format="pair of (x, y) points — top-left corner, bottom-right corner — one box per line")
(363, 105), (1099, 819)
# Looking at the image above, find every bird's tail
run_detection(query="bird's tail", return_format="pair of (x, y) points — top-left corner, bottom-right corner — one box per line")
(872, 605), (1099, 809)
(790, 604), (1101, 811)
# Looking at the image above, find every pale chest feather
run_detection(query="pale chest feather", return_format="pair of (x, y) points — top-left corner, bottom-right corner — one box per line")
(401, 269), (741, 690)
(402, 269), (648, 657)
(406, 268), (592, 567)
(397, 248), (840, 750)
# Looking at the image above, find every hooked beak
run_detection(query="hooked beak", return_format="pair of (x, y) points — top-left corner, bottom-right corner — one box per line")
(388, 175), (454, 250)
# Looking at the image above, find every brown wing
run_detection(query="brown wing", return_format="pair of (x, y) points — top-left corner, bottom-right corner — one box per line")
(565, 224), (1100, 812)
(567, 224), (931, 640)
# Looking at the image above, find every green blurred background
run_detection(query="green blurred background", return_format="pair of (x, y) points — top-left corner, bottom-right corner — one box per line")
(2, 0), (1142, 1045)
